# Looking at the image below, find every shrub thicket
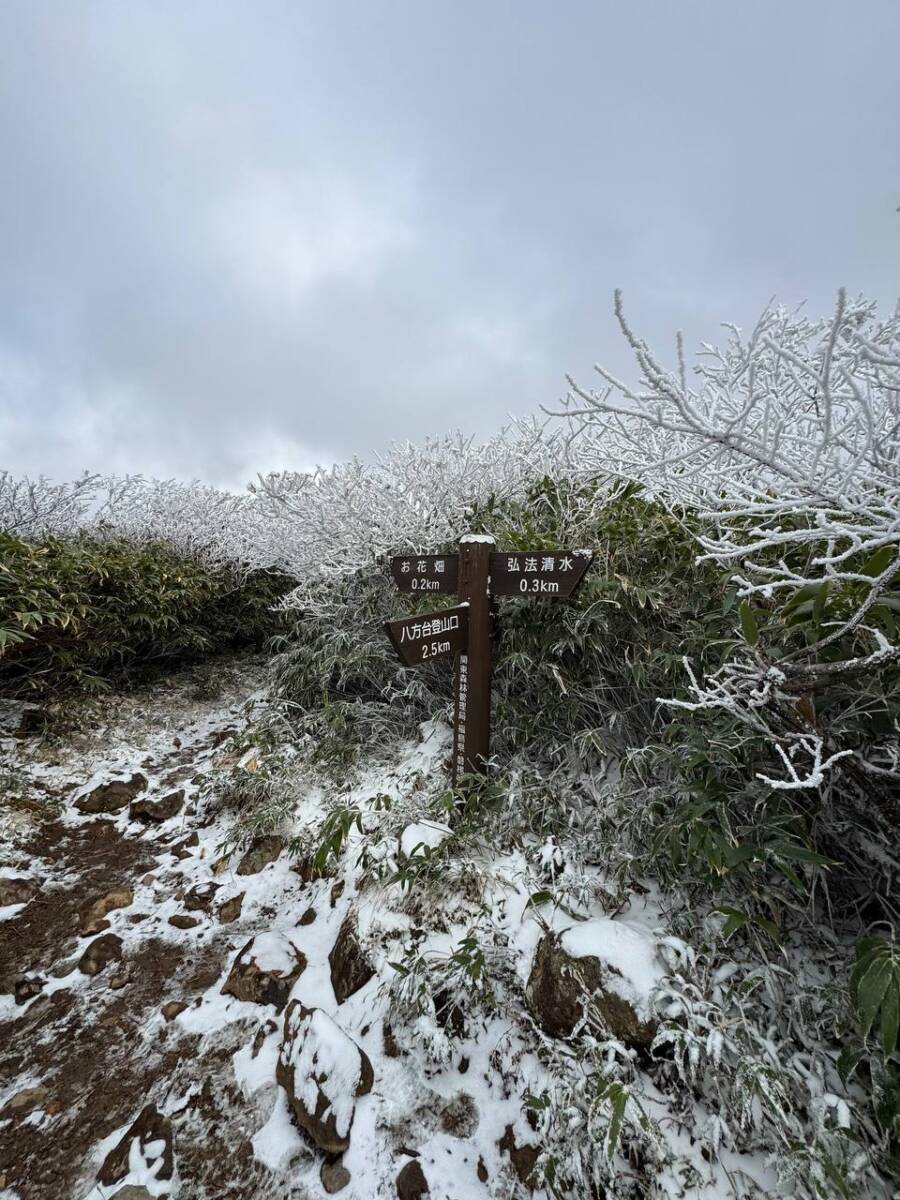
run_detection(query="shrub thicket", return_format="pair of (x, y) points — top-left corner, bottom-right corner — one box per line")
(0, 531), (292, 695)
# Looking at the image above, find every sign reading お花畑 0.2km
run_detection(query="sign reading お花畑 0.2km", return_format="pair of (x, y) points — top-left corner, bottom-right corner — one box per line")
(384, 537), (593, 784)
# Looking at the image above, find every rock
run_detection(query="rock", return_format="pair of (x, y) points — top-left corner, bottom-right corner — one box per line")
(141, 873), (156, 886)
(297, 906), (317, 926)
(396, 1160), (430, 1199)
(109, 973), (129, 990)
(217, 892), (244, 923)
(78, 933), (124, 976)
(130, 789), (184, 822)
(15, 975), (44, 1004)
(236, 834), (284, 875)
(477, 1158), (488, 1183)
(0, 876), (37, 906)
(498, 1125), (540, 1190)
(439, 1092), (478, 1138)
(98, 1102), (173, 1187)
(276, 1002), (373, 1154)
(221, 933), (306, 1011)
(184, 881), (220, 912)
(525, 920), (662, 1047)
(80, 887), (134, 934)
(2, 1086), (47, 1115)
(329, 913), (374, 1004)
(161, 1001), (187, 1021)
(128, 913), (149, 924)
(0, 701), (45, 737)
(321, 1160), (352, 1194)
(169, 832), (199, 859)
(168, 914), (200, 929)
(75, 774), (147, 815)
(109, 1187), (155, 1200)
(330, 880), (345, 907)
(383, 1023), (401, 1058)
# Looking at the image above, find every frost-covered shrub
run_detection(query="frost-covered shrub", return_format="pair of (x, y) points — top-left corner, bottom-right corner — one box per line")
(0, 532), (291, 695)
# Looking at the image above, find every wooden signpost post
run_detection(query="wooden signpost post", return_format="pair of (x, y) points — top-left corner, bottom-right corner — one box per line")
(384, 535), (593, 783)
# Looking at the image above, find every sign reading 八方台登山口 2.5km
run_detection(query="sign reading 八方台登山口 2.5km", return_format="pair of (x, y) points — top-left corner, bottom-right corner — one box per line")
(384, 537), (593, 783)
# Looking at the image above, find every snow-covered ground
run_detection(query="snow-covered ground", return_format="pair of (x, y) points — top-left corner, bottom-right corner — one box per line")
(0, 660), (780, 1200)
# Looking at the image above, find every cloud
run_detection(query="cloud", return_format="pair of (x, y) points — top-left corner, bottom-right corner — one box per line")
(1, 1), (898, 486)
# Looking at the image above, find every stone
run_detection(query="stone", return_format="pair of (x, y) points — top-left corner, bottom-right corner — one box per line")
(75, 774), (147, 815)
(329, 880), (345, 907)
(98, 1102), (173, 1187)
(2, 1087), (47, 1115)
(236, 834), (284, 875)
(498, 1125), (540, 1190)
(221, 933), (306, 1011)
(109, 973), (129, 990)
(130, 789), (184, 822)
(477, 1158), (488, 1183)
(161, 1001), (187, 1021)
(396, 1160), (430, 1199)
(329, 913), (374, 1004)
(109, 1187), (155, 1200)
(128, 913), (149, 925)
(439, 1093), (478, 1139)
(168, 914), (200, 930)
(297, 905), (317, 926)
(321, 1160), (352, 1194)
(15, 975), (44, 1004)
(183, 881), (220, 912)
(80, 887), (134, 935)
(525, 921), (662, 1048)
(78, 933), (124, 976)
(0, 876), (37, 906)
(276, 1002), (373, 1154)
(217, 892), (244, 923)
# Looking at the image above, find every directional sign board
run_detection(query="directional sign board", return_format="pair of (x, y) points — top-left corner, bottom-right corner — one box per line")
(489, 550), (593, 598)
(390, 554), (459, 595)
(384, 604), (469, 668)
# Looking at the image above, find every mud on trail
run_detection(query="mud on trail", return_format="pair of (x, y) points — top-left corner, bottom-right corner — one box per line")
(0, 657), (306, 1200)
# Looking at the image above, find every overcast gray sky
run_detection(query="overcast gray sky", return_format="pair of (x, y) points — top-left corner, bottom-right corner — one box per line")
(2, 2), (899, 489)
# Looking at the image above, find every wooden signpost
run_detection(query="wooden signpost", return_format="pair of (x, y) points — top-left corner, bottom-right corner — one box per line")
(384, 534), (593, 783)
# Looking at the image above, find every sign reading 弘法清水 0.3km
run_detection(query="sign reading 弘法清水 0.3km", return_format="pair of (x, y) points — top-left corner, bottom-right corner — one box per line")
(384, 537), (594, 783)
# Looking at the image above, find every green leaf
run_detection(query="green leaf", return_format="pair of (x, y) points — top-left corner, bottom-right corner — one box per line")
(837, 1043), (864, 1086)
(858, 959), (893, 1039)
(860, 545), (895, 578)
(524, 890), (554, 910)
(880, 981), (899, 1056)
(739, 601), (759, 647)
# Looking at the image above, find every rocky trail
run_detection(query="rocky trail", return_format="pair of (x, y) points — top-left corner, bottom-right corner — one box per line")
(1, 659), (776, 1200)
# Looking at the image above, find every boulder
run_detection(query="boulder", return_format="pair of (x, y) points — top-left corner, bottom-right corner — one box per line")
(498, 1125), (540, 1190)
(80, 888), (133, 935)
(14, 975), (44, 1004)
(217, 892), (244, 923)
(396, 1160), (430, 1199)
(75, 774), (147, 815)
(329, 913), (374, 1004)
(2, 1087), (47, 1116)
(98, 1102), (173, 1187)
(236, 835), (284, 875)
(321, 1160), (352, 1194)
(222, 933), (306, 1011)
(168, 914), (200, 930)
(161, 1001), (187, 1022)
(184, 882), (220, 912)
(78, 933), (124, 976)
(130, 789), (184, 822)
(276, 1003), (373, 1154)
(525, 919), (662, 1047)
(0, 876), (37, 906)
